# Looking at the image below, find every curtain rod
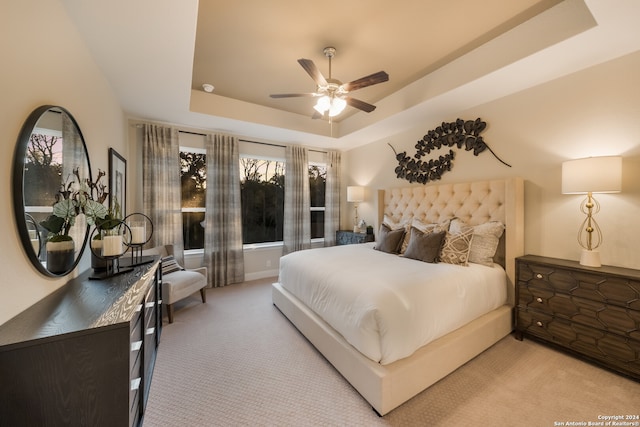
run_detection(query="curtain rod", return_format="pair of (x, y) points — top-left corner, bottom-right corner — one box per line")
(170, 129), (326, 154)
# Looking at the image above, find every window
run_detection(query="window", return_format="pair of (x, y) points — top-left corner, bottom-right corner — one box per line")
(309, 163), (326, 239)
(240, 157), (285, 244)
(180, 144), (326, 249)
(180, 148), (206, 250)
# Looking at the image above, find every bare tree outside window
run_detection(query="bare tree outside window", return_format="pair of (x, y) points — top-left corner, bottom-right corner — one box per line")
(180, 151), (206, 249)
(179, 149), (326, 249)
(309, 164), (326, 239)
(240, 157), (285, 244)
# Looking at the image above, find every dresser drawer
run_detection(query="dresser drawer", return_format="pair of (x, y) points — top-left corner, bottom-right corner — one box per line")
(518, 284), (640, 340)
(518, 308), (640, 377)
(518, 261), (640, 310)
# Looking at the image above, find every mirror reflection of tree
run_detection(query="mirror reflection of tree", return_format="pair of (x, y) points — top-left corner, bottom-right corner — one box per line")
(24, 133), (63, 209)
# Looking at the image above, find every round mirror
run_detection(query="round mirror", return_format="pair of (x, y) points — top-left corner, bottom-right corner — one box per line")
(12, 106), (93, 277)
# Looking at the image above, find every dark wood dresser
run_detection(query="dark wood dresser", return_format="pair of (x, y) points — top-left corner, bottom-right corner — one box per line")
(515, 255), (640, 381)
(0, 260), (162, 426)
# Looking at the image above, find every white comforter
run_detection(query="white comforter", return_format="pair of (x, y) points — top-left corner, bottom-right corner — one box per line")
(278, 243), (507, 365)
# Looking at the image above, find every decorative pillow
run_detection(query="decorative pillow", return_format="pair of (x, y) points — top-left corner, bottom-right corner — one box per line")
(412, 217), (450, 234)
(383, 215), (411, 253)
(450, 218), (505, 267)
(161, 255), (183, 275)
(403, 228), (446, 263)
(439, 228), (474, 266)
(374, 223), (406, 254)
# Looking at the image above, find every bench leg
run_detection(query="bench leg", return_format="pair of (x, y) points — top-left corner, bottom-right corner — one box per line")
(167, 303), (174, 323)
(200, 288), (207, 303)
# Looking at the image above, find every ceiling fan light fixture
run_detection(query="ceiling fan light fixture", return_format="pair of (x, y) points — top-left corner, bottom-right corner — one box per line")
(328, 97), (346, 117)
(270, 46), (388, 118)
(313, 95), (347, 117)
(314, 96), (331, 114)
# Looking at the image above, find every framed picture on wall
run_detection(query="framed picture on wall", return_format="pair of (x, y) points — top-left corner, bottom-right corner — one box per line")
(109, 148), (126, 218)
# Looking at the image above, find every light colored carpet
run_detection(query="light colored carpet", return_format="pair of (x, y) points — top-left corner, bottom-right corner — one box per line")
(143, 277), (640, 427)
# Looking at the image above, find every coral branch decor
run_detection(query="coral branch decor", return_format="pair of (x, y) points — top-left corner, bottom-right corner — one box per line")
(388, 118), (511, 184)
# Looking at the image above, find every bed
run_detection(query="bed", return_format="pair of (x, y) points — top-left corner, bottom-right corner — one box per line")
(272, 178), (524, 415)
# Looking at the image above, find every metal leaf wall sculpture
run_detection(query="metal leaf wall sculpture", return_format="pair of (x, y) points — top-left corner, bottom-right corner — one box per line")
(389, 118), (510, 184)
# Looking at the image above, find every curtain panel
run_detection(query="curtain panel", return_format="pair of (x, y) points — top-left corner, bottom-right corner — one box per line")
(283, 145), (310, 255)
(142, 124), (184, 263)
(203, 133), (245, 287)
(323, 150), (341, 246)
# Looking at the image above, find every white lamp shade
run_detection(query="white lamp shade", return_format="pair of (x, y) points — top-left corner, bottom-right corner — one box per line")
(314, 96), (331, 114)
(347, 186), (364, 203)
(562, 156), (622, 194)
(328, 97), (347, 117)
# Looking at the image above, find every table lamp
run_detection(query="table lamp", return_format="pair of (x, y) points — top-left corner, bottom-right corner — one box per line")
(347, 186), (365, 233)
(562, 156), (622, 267)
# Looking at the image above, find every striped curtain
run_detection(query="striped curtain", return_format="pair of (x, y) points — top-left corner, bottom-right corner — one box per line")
(142, 124), (184, 264)
(283, 145), (310, 255)
(61, 112), (88, 246)
(203, 133), (244, 287)
(323, 150), (341, 246)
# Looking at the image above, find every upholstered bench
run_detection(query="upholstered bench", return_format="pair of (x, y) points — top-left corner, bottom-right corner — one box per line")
(143, 245), (207, 323)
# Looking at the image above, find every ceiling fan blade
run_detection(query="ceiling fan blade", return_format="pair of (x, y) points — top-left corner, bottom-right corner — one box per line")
(346, 97), (376, 113)
(270, 93), (318, 98)
(342, 71), (389, 92)
(298, 58), (328, 87)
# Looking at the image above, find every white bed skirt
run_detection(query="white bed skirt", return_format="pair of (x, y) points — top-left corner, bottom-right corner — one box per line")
(272, 281), (513, 415)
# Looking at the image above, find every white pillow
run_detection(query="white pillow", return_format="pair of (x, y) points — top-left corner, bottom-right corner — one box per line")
(450, 218), (504, 267)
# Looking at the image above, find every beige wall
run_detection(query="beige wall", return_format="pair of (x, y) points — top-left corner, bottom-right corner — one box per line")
(0, 0), (126, 324)
(344, 51), (640, 270)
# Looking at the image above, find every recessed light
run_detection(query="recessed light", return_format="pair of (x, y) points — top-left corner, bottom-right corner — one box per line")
(202, 83), (214, 93)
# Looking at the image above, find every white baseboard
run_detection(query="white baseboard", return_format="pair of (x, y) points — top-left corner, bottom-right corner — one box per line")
(244, 269), (279, 282)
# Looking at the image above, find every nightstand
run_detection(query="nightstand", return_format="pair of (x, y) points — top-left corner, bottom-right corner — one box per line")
(515, 255), (640, 381)
(336, 230), (374, 245)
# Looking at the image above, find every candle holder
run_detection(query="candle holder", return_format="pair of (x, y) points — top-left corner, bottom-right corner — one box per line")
(120, 213), (154, 268)
(88, 220), (133, 280)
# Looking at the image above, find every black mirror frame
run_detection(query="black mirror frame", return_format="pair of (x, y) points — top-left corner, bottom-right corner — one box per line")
(12, 105), (93, 277)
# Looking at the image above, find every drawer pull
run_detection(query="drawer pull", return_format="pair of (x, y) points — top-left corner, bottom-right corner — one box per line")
(536, 321), (543, 327)
(145, 327), (155, 336)
(536, 297), (543, 303)
(145, 302), (155, 309)
(131, 377), (141, 391)
(535, 273), (543, 279)
(131, 340), (142, 352)
(158, 299), (162, 305)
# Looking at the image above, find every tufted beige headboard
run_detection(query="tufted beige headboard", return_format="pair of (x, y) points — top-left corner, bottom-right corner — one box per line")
(377, 178), (524, 305)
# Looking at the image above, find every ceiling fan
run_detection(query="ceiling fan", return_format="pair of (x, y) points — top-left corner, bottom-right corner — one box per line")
(270, 47), (389, 119)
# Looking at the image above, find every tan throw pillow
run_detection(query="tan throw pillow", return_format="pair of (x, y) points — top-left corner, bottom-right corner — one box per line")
(403, 227), (446, 263)
(412, 218), (450, 234)
(450, 218), (505, 267)
(439, 228), (474, 266)
(374, 223), (406, 254)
